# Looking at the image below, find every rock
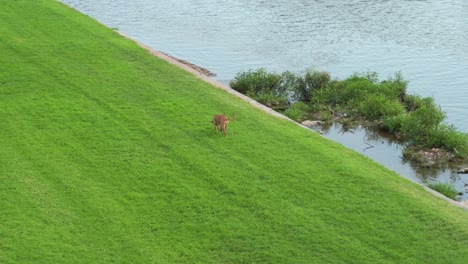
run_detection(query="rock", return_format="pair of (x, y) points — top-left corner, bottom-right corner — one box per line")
(457, 168), (468, 174)
(301, 120), (323, 127)
(405, 148), (453, 167)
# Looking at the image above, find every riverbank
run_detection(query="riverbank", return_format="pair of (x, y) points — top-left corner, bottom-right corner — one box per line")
(1, 1), (467, 262)
(120, 32), (468, 208)
(117, 31), (301, 124)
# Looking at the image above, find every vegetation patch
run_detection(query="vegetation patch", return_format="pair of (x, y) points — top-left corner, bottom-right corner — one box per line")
(1, 1), (468, 263)
(403, 146), (454, 167)
(427, 181), (462, 201)
(231, 69), (468, 164)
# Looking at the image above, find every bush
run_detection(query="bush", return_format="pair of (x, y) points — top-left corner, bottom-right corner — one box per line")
(379, 71), (408, 101)
(427, 181), (460, 200)
(255, 93), (289, 111)
(231, 68), (467, 161)
(334, 74), (381, 107)
(427, 124), (468, 158)
(357, 94), (406, 120)
(284, 101), (310, 121)
(230, 68), (282, 96)
(402, 94), (424, 112)
(293, 69), (331, 103)
(382, 114), (407, 133)
(311, 79), (341, 107)
(400, 99), (446, 145)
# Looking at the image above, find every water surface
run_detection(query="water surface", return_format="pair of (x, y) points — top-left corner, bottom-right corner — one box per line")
(61, 0), (468, 198)
(62, 0), (468, 131)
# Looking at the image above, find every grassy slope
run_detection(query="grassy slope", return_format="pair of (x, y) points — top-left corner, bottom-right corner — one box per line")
(0, 0), (467, 263)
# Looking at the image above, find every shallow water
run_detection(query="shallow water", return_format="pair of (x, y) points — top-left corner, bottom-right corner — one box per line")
(61, 0), (468, 199)
(311, 123), (468, 200)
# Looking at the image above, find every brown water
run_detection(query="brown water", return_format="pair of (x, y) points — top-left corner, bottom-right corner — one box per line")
(61, 0), (468, 199)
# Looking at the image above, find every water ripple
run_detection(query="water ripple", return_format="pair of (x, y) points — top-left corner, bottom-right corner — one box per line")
(62, 0), (468, 131)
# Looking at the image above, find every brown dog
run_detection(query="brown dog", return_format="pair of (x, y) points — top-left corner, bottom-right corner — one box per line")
(212, 114), (235, 136)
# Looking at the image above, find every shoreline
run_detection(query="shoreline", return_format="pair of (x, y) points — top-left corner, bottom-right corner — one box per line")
(118, 31), (468, 211)
(116, 31), (301, 124)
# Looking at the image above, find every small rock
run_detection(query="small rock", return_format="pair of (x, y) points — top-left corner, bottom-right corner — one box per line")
(301, 120), (323, 127)
(457, 168), (468, 174)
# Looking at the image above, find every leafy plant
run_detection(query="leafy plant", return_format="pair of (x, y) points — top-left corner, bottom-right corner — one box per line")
(232, 68), (467, 160)
(382, 114), (408, 133)
(400, 99), (446, 145)
(284, 101), (310, 121)
(292, 69), (331, 103)
(255, 93), (289, 110)
(357, 94), (406, 120)
(230, 68), (282, 96)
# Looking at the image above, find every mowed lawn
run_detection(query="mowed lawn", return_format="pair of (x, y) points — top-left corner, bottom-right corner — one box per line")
(0, 0), (467, 263)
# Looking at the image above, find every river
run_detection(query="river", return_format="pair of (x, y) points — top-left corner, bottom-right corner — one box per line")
(61, 0), (468, 199)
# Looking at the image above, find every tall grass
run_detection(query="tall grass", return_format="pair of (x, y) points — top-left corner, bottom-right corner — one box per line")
(284, 101), (310, 121)
(1, 1), (467, 263)
(427, 182), (461, 200)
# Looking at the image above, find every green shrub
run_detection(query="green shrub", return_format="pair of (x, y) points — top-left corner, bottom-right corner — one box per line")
(379, 71), (408, 101)
(382, 114), (408, 133)
(284, 101), (310, 121)
(230, 69), (294, 108)
(427, 181), (460, 200)
(400, 98), (446, 145)
(255, 93), (289, 111)
(357, 94), (406, 120)
(230, 68), (282, 95)
(293, 69), (331, 103)
(232, 68), (467, 160)
(403, 94), (424, 112)
(427, 125), (468, 158)
(277, 71), (299, 98)
(312, 80), (341, 107)
(336, 74), (381, 107)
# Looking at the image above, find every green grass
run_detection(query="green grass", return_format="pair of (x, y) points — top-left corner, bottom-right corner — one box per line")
(427, 182), (461, 201)
(1, 0), (467, 263)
